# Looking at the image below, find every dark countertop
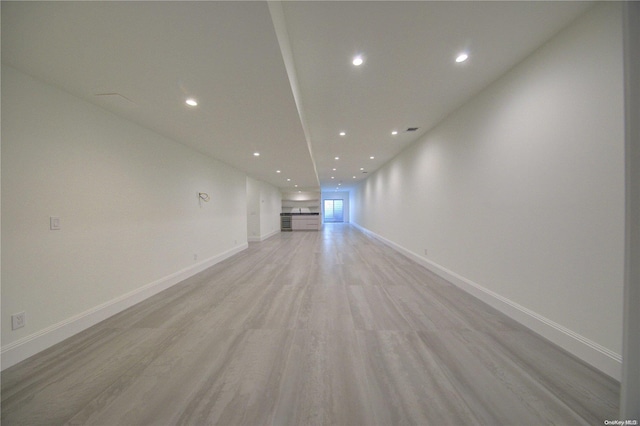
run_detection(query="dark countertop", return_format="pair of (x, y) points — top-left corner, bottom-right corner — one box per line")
(280, 213), (320, 216)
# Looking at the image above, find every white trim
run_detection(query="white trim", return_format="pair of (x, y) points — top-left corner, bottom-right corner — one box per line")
(351, 222), (622, 381)
(247, 229), (280, 242)
(1, 243), (248, 371)
(621, 0), (640, 416)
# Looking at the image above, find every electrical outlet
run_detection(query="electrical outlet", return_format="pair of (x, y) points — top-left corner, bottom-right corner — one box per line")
(50, 216), (61, 230)
(12, 312), (26, 330)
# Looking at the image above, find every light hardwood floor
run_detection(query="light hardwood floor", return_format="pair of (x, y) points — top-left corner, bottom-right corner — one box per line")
(1, 224), (619, 425)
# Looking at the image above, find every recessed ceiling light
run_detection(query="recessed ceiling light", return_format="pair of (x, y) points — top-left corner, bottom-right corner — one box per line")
(276, 170), (281, 173)
(295, 184), (298, 187)
(331, 176), (335, 179)
(253, 152), (260, 157)
(455, 52), (469, 63)
(332, 168), (336, 171)
(360, 167), (364, 171)
(353, 176), (356, 179)
(391, 130), (398, 135)
(185, 98), (198, 107)
(335, 156), (340, 160)
(370, 156), (375, 159)
(287, 178), (291, 181)
(339, 131), (346, 136)
(352, 55), (364, 66)
(338, 183), (342, 186)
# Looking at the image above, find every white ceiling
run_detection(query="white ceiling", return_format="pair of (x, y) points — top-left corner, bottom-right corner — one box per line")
(1, 1), (593, 192)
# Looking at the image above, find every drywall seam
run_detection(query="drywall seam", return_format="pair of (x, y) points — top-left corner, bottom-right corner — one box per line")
(352, 222), (622, 381)
(0, 242), (248, 371)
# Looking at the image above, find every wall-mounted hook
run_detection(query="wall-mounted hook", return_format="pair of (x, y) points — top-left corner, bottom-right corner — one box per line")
(198, 192), (210, 202)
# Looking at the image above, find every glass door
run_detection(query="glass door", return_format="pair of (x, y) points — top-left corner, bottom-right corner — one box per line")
(323, 199), (344, 222)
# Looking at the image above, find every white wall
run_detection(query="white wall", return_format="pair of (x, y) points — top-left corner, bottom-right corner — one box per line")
(351, 3), (625, 379)
(260, 184), (282, 239)
(1, 65), (249, 368)
(246, 176), (282, 242)
(247, 177), (261, 239)
(321, 191), (349, 223)
(281, 190), (321, 214)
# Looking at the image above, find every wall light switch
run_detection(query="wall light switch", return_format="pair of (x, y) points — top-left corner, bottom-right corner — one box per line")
(50, 216), (60, 230)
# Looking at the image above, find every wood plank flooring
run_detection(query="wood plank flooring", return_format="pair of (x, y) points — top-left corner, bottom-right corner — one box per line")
(1, 224), (620, 425)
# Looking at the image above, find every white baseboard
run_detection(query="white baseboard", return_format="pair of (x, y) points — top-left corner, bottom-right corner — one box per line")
(1, 243), (248, 371)
(262, 229), (280, 240)
(351, 222), (622, 381)
(248, 229), (280, 242)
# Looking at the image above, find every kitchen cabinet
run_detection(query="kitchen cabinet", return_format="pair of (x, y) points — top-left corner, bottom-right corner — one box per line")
(291, 215), (320, 231)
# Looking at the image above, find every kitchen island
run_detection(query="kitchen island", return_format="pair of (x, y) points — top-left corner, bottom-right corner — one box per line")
(280, 213), (320, 231)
